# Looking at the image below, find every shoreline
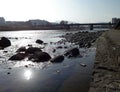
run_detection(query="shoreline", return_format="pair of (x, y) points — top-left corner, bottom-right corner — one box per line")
(89, 30), (120, 92)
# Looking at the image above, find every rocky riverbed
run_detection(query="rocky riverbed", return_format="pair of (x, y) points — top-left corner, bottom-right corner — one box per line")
(0, 30), (105, 92)
(61, 31), (104, 48)
(0, 30), (105, 64)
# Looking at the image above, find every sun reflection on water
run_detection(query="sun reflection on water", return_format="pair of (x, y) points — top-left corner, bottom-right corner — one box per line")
(13, 61), (35, 67)
(24, 70), (32, 80)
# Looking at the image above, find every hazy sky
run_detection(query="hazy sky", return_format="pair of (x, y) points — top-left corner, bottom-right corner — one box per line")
(0, 0), (120, 23)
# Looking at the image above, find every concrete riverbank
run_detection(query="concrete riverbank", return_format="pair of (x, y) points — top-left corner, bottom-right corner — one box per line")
(89, 30), (120, 92)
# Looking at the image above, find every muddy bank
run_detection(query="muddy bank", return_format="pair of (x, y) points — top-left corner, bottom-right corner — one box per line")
(89, 30), (120, 92)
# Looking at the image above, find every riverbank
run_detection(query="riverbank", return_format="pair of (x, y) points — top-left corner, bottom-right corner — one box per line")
(89, 30), (120, 92)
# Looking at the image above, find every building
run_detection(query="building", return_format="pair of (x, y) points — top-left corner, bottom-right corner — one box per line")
(0, 17), (6, 26)
(28, 19), (50, 26)
(112, 18), (120, 24)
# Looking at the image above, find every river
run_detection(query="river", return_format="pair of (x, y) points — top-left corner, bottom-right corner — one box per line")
(0, 30), (96, 92)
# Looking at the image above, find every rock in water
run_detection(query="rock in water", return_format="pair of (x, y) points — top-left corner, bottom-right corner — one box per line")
(0, 37), (11, 48)
(64, 48), (80, 57)
(29, 52), (51, 62)
(25, 47), (42, 54)
(50, 55), (64, 63)
(16, 47), (26, 52)
(80, 63), (87, 67)
(9, 53), (26, 60)
(36, 39), (44, 44)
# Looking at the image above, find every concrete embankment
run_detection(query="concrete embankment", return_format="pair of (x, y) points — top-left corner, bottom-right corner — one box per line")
(89, 30), (120, 92)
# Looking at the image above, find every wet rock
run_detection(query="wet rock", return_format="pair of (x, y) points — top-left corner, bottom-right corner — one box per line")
(80, 63), (87, 67)
(43, 43), (48, 45)
(3, 51), (8, 53)
(8, 67), (12, 69)
(64, 46), (68, 49)
(7, 72), (10, 75)
(25, 65), (28, 68)
(36, 39), (44, 44)
(25, 47), (42, 54)
(52, 49), (56, 53)
(56, 70), (60, 73)
(9, 53), (26, 60)
(50, 55), (64, 63)
(16, 47), (26, 52)
(50, 42), (53, 44)
(87, 42), (92, 48)
(0, 37), (11, 48)
(29, 52), (51, 62)
(28, 44), (32, 47)
(56, 46), (63, 49)
(64, 48), (80, 57)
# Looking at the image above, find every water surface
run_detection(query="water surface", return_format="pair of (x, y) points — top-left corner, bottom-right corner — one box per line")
(0, 30), (95, 92)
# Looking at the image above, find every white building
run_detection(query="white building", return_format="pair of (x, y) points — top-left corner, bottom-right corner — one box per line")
(29, 19), (50, 26)
(0, 17), (6, 26)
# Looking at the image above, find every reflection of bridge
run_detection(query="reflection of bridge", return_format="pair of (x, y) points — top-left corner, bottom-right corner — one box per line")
(63, 23), (114, 30)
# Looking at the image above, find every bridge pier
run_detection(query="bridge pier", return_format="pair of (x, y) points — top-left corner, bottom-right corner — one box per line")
(90, 24), (93, 30)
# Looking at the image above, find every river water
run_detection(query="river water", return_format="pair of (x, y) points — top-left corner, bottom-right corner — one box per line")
(0, 30), (96, 92)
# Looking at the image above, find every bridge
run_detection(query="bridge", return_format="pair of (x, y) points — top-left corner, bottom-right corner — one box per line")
(58, 23), (114, 30)
(63, 23), (114, 30)
(30, 22), (115, 30)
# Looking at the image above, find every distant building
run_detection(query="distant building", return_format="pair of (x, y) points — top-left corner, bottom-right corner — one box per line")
(0, 17), (6, 26)
(28, 19), (50, 26)
(6, 21), (30, 26)
(112, 18), (120, 24)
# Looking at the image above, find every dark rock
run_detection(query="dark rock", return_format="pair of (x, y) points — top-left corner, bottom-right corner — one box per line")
(64, 46), (68, 49)
(52, 49), (56, 53)
(50, 42), (53, 44)
(3, 51), (8, 53)
(25, 47), (42, 54)
(9, 53), (26, 60)
(36, 39), (44, 44)
(56, 46), (63, 49)
(28, 44), (32, 47)
(87, 42), (92, 48)
(16, 47), (26, 52)
(25, 65), (28, 68)
(7, 72), (10, 75)
(43, 43), (48, 45)
(0, 37), (11, 48)
(50, 55), (64, 63)
(29, 52), (51, 62)
(64, 48), (80, 57)
(8, 67), (12, 69)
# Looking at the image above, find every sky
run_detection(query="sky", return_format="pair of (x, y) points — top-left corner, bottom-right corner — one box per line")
(0, 0), (120, 23)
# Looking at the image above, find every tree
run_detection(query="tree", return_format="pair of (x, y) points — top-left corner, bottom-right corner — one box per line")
(60, 20), (68, 25)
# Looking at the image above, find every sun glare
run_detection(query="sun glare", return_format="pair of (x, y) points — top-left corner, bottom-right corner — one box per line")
(24, 70), (32, 80)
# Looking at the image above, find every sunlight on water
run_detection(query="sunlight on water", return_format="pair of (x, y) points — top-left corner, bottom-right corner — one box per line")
(24, 70), (32, 80)
(13, 61), (35, 67)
